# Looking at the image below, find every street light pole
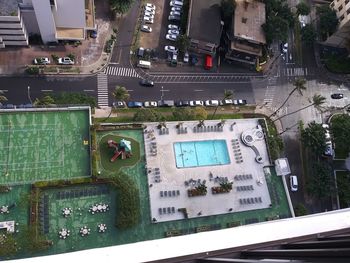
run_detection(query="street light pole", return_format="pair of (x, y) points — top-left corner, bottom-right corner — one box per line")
(27, 86), (33, 105)
(160, 86), (164, 100)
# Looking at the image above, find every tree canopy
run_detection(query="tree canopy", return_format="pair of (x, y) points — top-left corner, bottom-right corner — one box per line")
(301, 121), (327, 157)
(330, 114), (350, 157)
(296, 1), (311, 16)
(110, 0), (134, 14)
(133, 109), (164, 122)
(301, 24), (316, 46)
(307, 162), (332, 199)
(112, 86), (130, 101)
(51, 92), (96, 108)
(317, 5), (338, 41)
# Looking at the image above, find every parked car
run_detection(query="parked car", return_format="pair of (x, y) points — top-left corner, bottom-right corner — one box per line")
(112, 101), (126, 108)
(58, 57), (74, 65)
(170, 11), (181, 16)
(175, 100), (190, 107)
(289, 175), (298, 192)
(168, 24), (179, 30)
(171, 6), (182, 12)
(141, 25), (152, 33)
(127, 101), (143, 108)
(158, 100), (175, 107)
(144, 101), (157, 107)
(324, 142), (333, 157)
(233, 99), (247, 105)
(146, 3), (156, 9)
(145, 7), (155, 14)
(331, 93), (344, 99)
(144, 12), (154, 19)
(281, 42), (288, 53)
(33, 57), (50, 65)
(220, 99), (233, 105)
(164, 45), (178, 53)
(139, 79), (154, 87)
(190, 100), (204, 107)
(183, 52), (189, 63)
(170, 1), (183, 7)
(168, 15), (181, 21)
(205, 100), (219, 107)
(90, 28), (98, 38)
(168, 29), (180, 35)
(143, 16), (154, 24)
(322, 124), (331, 142)
(166, 34), (178, 41)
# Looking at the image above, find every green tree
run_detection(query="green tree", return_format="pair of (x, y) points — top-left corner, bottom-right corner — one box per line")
(270, 78), (307, 118)
(0, 90), (7, 105)
(301, 121), (327, 156)
(33, 95), (55, 106)
(133, 109), (164, 122)
(212, 90), (233, 119)
(110, 0), (134, 14)
(112, 86), (130, 102)
(307, 162), (332, 198)
(176, 34), (190, 54)
(193, 107), (208, 120)
(274, 94), (326, 122)
(172, 107), (194, 121)
(0, 234), (17, 257)
(317, 5), (338, 41)
(294, 203), (308, 216)
(296, 1), (310, 16)
(52, 92), (96, 108)
(336, 172), (350, 208)
(220, 0), (236, 25)
(330, 114), (350, 156)
(301, 24), (316, 46)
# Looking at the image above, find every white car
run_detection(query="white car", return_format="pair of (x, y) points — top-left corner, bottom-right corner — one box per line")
(164, 45), (178, 53)
(58, 57), (74, 65)
(290, 175), (298, 192)
(170, 11), (181, 16)
(33, 57), (50, 65)
(168, 29), (179, 35)
(322, 124), (331, 141)
(143, 16), (154, 24)
(145, 7), (155, 14)
(205, 100), (219, 107)
(166, 34), (178, 41)
(170, 1), (183, 7)
(168, 24), (179, 30)
(183, 52), (189, 63)
(144, 11), (154, 18)
(189, 100), (204, 107)
(146, 3), (156, 9)
(281, 42), (288, 53)
(144, 101), (158, 108)
(171, 6), (182, 12)
(221, 99), (233, 105)
(141, 25), (152, 33)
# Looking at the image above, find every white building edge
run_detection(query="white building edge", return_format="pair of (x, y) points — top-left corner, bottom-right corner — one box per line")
(8, 208), (350, 263)
(0, 0), (95, 48)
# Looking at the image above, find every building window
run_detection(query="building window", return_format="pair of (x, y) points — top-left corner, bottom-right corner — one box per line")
(347, 8), (350, 15)
(339, 5), (343, 11)
(345, 0), (349, 5)
(340, 14), (345, 21)
(50, 0), (56, 6)
(331, 2), (335, 7)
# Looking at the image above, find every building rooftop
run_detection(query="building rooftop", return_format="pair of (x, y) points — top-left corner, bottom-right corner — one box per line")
(187, 0), (222, 45)
(234, 0), (266, 44)
(0, 0), (21, 16)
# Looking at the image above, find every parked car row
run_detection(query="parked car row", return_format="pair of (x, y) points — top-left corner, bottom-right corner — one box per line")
(143, 3), (156, 24)
(168, 1), (183, 22)
(112, 99), (247, 109)
(322, 123), (333, 157)
(33, 56), (74, 65)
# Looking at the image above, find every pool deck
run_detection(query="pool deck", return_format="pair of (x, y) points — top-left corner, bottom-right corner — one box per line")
(144, 119), (272, 223)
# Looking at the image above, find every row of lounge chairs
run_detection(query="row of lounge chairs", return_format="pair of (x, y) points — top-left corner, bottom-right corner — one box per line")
(159, 128), (169, 135)
(239, 197), (262, 205)
(159, 207), (176, 214)
(177, 127), (188, 134)
(234, 174), (253, 181)
(236, 185), (254, 191)
(193, 125), (223, 133)
(160, 190), (180, 197)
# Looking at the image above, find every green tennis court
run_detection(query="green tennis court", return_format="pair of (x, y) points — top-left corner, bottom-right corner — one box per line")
(0, 109), (91, 184)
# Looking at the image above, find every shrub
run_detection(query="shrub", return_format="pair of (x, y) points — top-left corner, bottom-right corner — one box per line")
(51, 54), (59, 63)
(109, 171), (140, 229)
(67, 53), (76, 61)
(133, 109), (164, 122)
(25, 66), (39, 75)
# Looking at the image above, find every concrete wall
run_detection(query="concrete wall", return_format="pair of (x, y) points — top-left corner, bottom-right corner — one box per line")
(53, 0), (85, 28)
(31, 0), (56, 43)
(21, 9), (40, 35)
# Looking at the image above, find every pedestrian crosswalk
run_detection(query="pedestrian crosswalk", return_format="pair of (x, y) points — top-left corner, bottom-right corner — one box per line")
(263, 85), (276, 109)
(97, 73), (109, 107)
(283, 67), (308, 77)
(104, 66), (140, 78)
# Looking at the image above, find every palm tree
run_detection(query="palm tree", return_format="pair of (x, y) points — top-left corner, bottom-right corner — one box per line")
(273, 94), (326, 122)
(112, 85), (130, 102)
(0, 90), (8, 105)
(269, 78), (307, 118)
(33, 95), (55, 107)
(211, 89), (233, 119)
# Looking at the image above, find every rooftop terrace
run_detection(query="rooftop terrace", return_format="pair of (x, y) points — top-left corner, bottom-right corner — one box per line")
(0, 0), (21, 16)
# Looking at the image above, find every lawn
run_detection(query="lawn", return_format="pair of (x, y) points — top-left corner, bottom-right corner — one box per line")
(0, 109), (91, 184)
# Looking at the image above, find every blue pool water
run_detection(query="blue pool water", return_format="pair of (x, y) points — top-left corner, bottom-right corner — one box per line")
(174, 140), (230, 168)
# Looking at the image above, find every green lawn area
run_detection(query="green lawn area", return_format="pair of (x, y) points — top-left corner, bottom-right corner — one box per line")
(336, 171), (350, 208)
(98, 133), (140, 172)
(0, 109), (91, 184)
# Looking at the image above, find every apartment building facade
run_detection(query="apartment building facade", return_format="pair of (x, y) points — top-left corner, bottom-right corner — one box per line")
(326, 0), (350, 49)
(0, 0), (95, 48)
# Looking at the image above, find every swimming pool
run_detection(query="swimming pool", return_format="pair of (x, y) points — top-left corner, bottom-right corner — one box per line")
(174, 140), (230, 168)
